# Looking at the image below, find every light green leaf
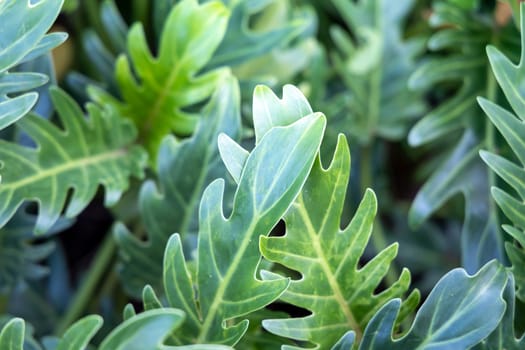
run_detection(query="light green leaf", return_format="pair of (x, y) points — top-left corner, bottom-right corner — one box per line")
(115, 74), (241, 297)
(56, 315), (102, 350)
(0, 0), (66, 129)
(357, 260), (507, 349)
(0, 318), (24, 350)
(89, 0), (230, 157)
(99, 309), (185, 350)
(261, 136), (418, 348)
(157, 111), (325, 345)
(0, 87), (147, 234)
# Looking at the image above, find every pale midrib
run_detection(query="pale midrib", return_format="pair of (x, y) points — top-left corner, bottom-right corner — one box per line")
(196, 219), (258, 343)
(296, 193), (362, 341)
(2, 150), (126, 190)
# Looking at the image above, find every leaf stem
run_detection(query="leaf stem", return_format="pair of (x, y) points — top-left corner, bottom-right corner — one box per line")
(55, 232), (116, 335)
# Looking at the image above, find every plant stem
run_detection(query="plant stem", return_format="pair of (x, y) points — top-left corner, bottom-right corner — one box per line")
(55, 232), (116, 335)
(360, 145), (398, 286)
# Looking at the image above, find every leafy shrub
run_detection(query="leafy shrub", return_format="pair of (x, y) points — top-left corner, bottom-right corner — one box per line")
(0, 0), (524, 349)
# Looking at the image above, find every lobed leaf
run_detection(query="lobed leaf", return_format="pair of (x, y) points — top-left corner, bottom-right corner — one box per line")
(344, 260), (507, 349)
(207, 0), (306, 69)
(472, 273), (525, 349)
(115, 74), (241, 297)
(330, 0), (425, 144)
(144, 94), (325, 345)
(0, 0), (66, 129)
(479, 3), (525, 301)
(261, 137), (418, 348)
(407, 0), (516, 272)
(0, 210), (70, 293)
(0, 87), (147, 234)
(89, 0), (230, 157)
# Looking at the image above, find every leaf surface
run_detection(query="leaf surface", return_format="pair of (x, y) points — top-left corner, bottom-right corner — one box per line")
(330, 0), (425, 144)
(89, 0), (230, 157)
(0, 88), (147, 233)
(115, 74), (241, 297)
(348, 261), (507, 349)
(151, 104), (325, 345)
(479, 3), (525, 301)
(0, 0), (66, 129)
(407, 0), (515, 272)
(207, 0), (303, 69)
(261, 138), (418, 348)
(0, 318), (24, 350)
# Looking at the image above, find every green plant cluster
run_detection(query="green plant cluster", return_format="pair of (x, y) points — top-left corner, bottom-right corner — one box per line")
(1, 0), (525, 349)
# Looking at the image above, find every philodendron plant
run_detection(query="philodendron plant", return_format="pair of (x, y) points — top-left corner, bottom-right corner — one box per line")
(1, 0), (525, 349)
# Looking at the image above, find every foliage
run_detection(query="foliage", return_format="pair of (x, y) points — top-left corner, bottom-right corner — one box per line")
(479, 4), (525, 302)
(344, 260), (507, 349)
(115, 74), (241, 297)
(0, 0), (524, 349)
(407, 0), (519, 273)
(0, 0), (66, 130)
(0, 87), (146, 234)
(329, 0), (425, 145)
(88, 0), (230, 157)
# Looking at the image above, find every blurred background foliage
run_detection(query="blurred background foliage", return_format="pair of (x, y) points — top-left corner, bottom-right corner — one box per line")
(3, 0), (525, 345)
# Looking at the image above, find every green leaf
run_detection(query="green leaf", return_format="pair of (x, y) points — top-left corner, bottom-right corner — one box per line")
(409, 130), (503, 273)
(407, 1), (516, 273)
(0, 211), (68, 293)
(356, 260), (507, 349)
(0, 0), (66, 129)
(207, 0), (304, 69)
(89, 0), (230, 157)
(0, 87), (147, 234)
(99, 309), (185, 350)
(472, 273), (525, 349)
(479, 3), (525, 301)
(330, 0), (425, 144)
(0, 318), (24, 350)
(157, 111), (325, 345)
(261, 136), (418, 348)
(55, 315), (102, 350)
(115, 74), (241, 298)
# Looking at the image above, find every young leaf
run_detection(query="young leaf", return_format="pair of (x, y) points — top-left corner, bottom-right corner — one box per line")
(261, 136), (419, 348)
(156, 112), (325, 345)
(479, 3), (525, 301)
(0, 87), (147, 234)
(354, 260), (507, 349)
(115, 74), (241, 297)
(89, 0), (230, 157)
(0, 0), (66, 129)
(0, 318), (24, 350)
